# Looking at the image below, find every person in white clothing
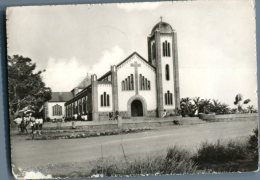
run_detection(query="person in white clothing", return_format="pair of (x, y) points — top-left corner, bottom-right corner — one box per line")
(162, 109), (167, 118)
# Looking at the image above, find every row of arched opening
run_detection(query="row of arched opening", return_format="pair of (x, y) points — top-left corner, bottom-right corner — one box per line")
(122, 74), (134, 91)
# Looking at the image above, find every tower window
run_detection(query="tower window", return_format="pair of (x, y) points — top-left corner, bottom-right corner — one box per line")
(152, 43), (156, 60)
(101, 92), (110, 107)
(163, 40), (171, 57)
(165, 91), (173, 105)
(166, 64), (170, 80)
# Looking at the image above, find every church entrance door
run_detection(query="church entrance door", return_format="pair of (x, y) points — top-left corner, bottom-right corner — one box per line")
(131, 100), (143, 117)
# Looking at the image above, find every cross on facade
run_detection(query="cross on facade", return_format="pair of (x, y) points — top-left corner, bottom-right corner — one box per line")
(130, 61), (141, 95)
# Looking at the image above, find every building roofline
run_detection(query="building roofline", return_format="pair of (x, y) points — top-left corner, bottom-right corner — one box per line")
(65, 52), (155, 105)
(116, 52), (155, 69)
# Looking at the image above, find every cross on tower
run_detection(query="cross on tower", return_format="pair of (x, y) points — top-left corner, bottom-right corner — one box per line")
(160, 16), (163, 22)
(130, 61), (141, 95)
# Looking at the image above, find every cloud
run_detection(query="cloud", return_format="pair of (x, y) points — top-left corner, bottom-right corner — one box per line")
(117, 2), (162, 12)
(90, 46), (125, 77)
(43, 57), (89, 91)
(43, 46), (125, 92)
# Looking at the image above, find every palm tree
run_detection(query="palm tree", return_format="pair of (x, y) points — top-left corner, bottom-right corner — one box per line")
(193, 97), (201, 115)
(247, 105), (254, 113)
(211, 99), (230, 114)
(234, 94), (251, 113)
(180, 97), (196, 117)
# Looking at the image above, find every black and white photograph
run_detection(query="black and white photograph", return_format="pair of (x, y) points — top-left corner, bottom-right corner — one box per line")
(6, 0), (259, 179)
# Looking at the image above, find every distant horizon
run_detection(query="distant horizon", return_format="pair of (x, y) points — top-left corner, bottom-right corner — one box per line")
(6, 0), (258, 108)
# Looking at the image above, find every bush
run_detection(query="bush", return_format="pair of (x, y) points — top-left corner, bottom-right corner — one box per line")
(247, 128), (258, 161)
(90, 147), (197, 177)
(194, 140), (247, 165)
(192, 137), (259, 172)
(163, 147), (197, 174)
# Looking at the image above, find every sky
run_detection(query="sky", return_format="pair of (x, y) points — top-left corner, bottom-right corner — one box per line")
(6, 0), (257, 107)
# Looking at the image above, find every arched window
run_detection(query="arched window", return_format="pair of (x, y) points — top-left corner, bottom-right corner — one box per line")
(152, 43), (156, 59)
(101, 92), (110, 107)
(107, 94), (110, 106)
(142, 76), (145, 90)
(53, 104), (62, 116)
(167, 42), (171, 57)
(165, 91), (173, 105)
(122, 74), (134, 91)
(169, 93), (173, 105)
(101, 95), (104, 107)
(104, 92), (107, 106)
(164, 93), (168, 105)
(166, 64), (170, 80)
(163, 42), (166, 56)
(148, 81), (151, 90)
(139, 74), (142, 90)
(163, 41), (171, 57)
(130, 74), (134, 90)
(139, 74), (151, 90)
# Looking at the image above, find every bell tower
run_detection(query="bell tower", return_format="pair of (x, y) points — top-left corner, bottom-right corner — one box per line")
(147, 18), (180, 117)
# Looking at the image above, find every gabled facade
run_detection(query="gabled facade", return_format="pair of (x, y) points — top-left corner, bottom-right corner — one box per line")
(65, 20), (180, 121)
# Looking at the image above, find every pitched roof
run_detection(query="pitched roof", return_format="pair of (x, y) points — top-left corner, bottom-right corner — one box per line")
(65, 52), (155, 104)
(49, 92), (73, 102)
(76, 74), (91, 89)
(116, 52), (155, 69)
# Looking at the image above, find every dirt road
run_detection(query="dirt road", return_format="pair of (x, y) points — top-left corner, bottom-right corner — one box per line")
(11, 119), (258, 169)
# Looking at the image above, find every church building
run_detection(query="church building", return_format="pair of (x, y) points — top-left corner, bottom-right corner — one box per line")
(65, 20), (180, 121)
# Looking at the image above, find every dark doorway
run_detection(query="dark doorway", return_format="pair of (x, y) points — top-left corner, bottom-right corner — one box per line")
(131, 100), (143, 117)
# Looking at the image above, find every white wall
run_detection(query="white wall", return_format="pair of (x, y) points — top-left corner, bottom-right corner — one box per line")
(117, 54), (157, 111)
(160, 35), (175, 109)
(97, 84), (113, 112)
(45, 102), (66, 119)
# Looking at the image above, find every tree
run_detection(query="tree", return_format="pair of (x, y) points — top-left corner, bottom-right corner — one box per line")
(180, 97), (196, 117)
(233, 94), (251, 113)
(210, 99), (230, 114)
(8, 55), (52, 119)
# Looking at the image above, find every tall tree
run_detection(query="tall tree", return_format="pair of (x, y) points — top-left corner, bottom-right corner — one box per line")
(8, 55), (52, 119)
(234, 93), (251, 113)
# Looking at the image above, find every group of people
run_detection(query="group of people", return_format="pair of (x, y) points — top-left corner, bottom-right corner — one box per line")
(108, 111), (119, 120)
(14, 110), (43, 136)
(73, 114), (88, 121)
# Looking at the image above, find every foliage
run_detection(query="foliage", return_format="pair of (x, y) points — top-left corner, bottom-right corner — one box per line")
(8, 55), (52, 118)
(180, 94), (256, 117)
(233, 94), (251, 113)
(246, 105), (258, 113)
(180, 97), (231, 117)
(194, 140), (248, 164)
(90, 147), (197, 177)
(90, 130), (259, 177)
(209, 99), (230, 115)
(247, 128), (259, 161)
(180, 97), (196, 117)
(193, 132), (259, 172)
